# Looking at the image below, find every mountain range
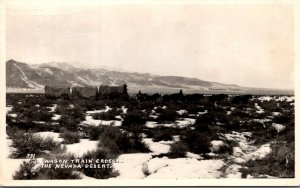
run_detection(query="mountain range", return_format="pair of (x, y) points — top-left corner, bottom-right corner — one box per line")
(6, 59), (293, 95)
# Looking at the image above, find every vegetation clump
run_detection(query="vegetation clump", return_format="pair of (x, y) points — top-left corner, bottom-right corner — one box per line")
(61, 131), (80, 144)
(11, 132), (61, 158)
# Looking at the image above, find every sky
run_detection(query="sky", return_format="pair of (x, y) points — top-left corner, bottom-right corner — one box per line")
(5, 0), (294, 89)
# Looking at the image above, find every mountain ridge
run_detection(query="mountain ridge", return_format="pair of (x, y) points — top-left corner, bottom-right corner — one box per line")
(6, 59), (293, 95)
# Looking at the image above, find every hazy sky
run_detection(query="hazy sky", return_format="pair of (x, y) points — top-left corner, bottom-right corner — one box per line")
(6, 1), (294, 89)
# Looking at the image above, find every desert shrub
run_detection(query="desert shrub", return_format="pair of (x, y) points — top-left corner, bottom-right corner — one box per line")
(34, 98), (54, 107)
(106, 99), (127, 108)
(92, 108), (121, 120)
(278, 121), (295, 143)
(35, 122), (60, 132)
(122, 110), (147, 127)
(74, 99), (106, 111)
(230, 109), (251, 119)
(21, 107), (53, 122)
(231, 95), (252, 104)
(181, 130), (212, 154)
(216, 113), (230, 124)
(7, 121), (60, 133)
(11, 132), (61, 158)
(97, 126), (149, 155)
(193, 121), (223, 139)
(213, 107), (227, 113)
(176, 103), (189, 110)
(44, 123), (61, 132)
(13, 159), (81, 180)
(11, 103), (31, 114)
(273, 113), (293, 124)
(197, 99), (215, 109)
(6, 114), (13, 124)
(56, 98), (71, 105)
(225, 118), (243, 131)
(166, 102), (181, 112)
(81, 149), (119, 179)
(61, 131), (80, 144)
(281, 101), (294, 109)
(187, 105), (205, 114)
(156, 109), (177, 123)
(13, 160), (39, 180)
(194, 111), (229, 136)
(56, 104), (85, 121)
(124, 101), (138, 111)
(127, 124), (149, 135)
(241, 142), (294, 178)
(196, 112), (217, 125)
(6, 125), (25, 139)
(245, 121), (266, 132)
(92, 112), (112, 120)
(196, 108), (229, 124)
(87, 126), (102, 140)
(258, 99), (278, 110)
(68, 106), (85, 120)
(154, 107), (164, 113)
(252, 131), (277, 146)
(184, 94), (204, 103)
(152, 128), (173, 142)
(168, 141), (188, 158)
(59, 115), (80, 132)
(54, 104), (67, 114)
(209, 94), (228, 103)
(194, 121), (211, 132)
(137, 101), (158, 111)
(250, 112), (268, 119)
(112, 107), (123, 115)
(250, 115), (294, 145)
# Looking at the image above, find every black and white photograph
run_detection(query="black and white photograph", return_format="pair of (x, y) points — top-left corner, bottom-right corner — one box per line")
(0, 0), (299, 186)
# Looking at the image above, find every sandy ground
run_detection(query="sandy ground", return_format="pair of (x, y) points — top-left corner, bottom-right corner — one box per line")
(221, 131), (272, 178)
(5, 97), (283, 180)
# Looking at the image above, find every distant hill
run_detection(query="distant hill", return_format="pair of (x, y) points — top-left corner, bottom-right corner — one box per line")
(6, 59), (293, 95)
